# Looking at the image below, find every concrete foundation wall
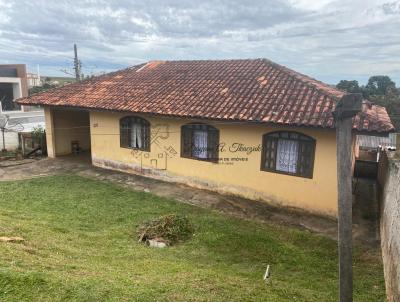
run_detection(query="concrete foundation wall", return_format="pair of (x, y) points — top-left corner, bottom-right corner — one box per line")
(379, 152), (400, 302)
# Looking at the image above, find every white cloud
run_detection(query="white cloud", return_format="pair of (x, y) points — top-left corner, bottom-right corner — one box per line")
(0, 0), (398, 84)
(0, 0), (12, 24)
(288, 0), (334, 10)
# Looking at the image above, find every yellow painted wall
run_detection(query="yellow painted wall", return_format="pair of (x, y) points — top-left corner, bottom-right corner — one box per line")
(44, 107), (56, 157)
(50, 108), (91, 156)
(89, 110), (339, 216)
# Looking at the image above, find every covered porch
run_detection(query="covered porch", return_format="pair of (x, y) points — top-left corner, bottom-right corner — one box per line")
(45, 107), (91, 157)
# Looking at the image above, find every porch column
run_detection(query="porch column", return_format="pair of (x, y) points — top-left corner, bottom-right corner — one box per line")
(44, 106), (56, 158)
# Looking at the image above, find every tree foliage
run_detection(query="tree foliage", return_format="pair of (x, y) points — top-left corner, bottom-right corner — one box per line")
(365, 76), (397, 97)
(336, 76), (400, 130)
(29, 83), (58, 96)
(32, 125), (45, 139)
(337, 80), (363, 94)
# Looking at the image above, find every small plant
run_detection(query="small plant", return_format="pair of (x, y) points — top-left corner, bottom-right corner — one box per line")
(0, 149), (16, 158)
(32, 125), (45, 140)
(31, 125), (46, 153)
(137, 214), (194, 246)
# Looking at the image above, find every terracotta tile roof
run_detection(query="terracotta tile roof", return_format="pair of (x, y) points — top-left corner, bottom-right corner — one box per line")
(18, 59), (394, 133)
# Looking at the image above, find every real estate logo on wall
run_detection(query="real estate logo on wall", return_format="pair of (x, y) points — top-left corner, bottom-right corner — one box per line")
(130, 123), (262, 170)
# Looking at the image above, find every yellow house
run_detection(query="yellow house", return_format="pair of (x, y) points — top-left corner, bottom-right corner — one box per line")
(18, 59), (394, 217)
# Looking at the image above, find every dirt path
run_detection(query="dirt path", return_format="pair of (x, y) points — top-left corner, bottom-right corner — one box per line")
(0, 155), (376, 244)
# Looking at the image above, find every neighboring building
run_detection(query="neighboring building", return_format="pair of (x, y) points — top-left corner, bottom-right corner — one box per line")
(0, 64), (44, 149)
(0, 64), (28, 111)
(27, 72), (42, 88)
(17, 59), (394, 216)
(355, 133), (397, 163)
(357, 133), (397, 151)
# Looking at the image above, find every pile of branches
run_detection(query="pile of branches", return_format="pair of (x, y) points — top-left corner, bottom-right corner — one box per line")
(137, 214), (194, 246)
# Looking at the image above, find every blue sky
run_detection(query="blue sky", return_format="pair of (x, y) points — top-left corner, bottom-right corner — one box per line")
(0, 0), (399, 85)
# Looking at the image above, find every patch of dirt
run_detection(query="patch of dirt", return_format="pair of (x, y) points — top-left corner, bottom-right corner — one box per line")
(0, 158), (37, 168)
(81, 167), (341, 241)
(0, 236), (24, 243)
(353, 178), (380, 246)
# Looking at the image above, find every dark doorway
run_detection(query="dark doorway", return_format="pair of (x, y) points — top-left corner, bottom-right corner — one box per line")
(0, 83), (21, 111)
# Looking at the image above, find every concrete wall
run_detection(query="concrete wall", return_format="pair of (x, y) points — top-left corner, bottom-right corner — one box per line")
(379, 152), (400, 302)
(45, 107), (90, 156)
(2, 131), (18, 150)
(89, 110), (340, 216)
(0, 111), (45, 150)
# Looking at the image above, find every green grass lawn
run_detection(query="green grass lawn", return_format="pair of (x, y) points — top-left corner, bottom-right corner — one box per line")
(0, 176), (385, 301)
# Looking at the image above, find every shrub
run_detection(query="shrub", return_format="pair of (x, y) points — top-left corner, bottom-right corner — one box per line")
(137, 214), (194, 245)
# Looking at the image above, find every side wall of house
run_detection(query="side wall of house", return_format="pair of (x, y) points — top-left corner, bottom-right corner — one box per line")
(89, 111), (339, 216)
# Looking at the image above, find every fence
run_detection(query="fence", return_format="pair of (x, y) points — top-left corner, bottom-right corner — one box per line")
(378, 151), (400, 302)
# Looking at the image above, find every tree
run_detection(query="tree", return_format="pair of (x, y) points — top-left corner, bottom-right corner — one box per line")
(365, 76), (397, 97)
(29, 83), (57, 96)
(336, 80), (363, 94)
(336, 76), (400, 130)
(369, 94), (400, 130)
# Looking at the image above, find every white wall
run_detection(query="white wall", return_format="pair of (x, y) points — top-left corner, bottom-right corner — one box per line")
(2, 131), (18, 150)
(0, 111), (45, 150)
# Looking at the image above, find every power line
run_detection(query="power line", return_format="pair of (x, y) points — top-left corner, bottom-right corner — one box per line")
(59, 69), (75, 77)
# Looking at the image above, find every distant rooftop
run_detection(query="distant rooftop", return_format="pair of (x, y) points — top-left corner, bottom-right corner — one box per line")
(357, 133), (397, 149)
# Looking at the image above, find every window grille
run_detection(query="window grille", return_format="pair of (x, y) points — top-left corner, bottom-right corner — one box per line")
(181, 123), (219, 162)
(120, 116), (150, 151)
(261, 131), (315, 178)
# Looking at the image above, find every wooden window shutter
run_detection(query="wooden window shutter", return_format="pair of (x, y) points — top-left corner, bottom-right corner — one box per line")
(262, 136), (278, 170)
(181, 126), (192, 157)
(181, 124), (219, 162)
(207, 127), (219, 162)
(261, 131), (315, 178)
(298, 140), (315, 178)
(120, 119), (130, 148)
(141, 119), (150, 151)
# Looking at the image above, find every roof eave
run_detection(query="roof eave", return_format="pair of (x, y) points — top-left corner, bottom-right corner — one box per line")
(353, 129), (396, 137)
(17, 102), (381, 133)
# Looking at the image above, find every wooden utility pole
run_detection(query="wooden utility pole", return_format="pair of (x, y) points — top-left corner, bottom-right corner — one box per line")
(334, 93), (362, 302)
(73, 44), (81, 81)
